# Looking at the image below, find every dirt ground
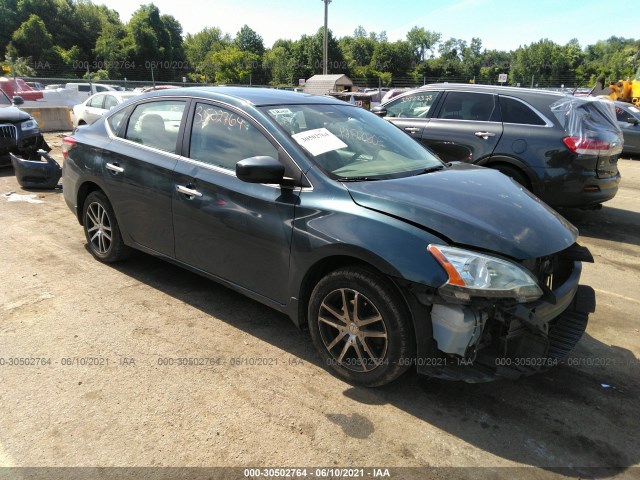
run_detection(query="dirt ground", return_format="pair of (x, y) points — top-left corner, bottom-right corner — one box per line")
(0, 133), (639, 480)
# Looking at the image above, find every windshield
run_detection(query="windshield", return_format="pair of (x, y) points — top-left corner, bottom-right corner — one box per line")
(262, 104), (443, 180)
(0, 90), (11, 106)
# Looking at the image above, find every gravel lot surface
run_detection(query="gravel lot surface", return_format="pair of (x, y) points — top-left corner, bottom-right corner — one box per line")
(0, 133), (638, 480)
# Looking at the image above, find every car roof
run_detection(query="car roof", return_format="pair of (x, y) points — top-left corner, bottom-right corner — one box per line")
(146, 86), (346, 107)
(418, 83), (568, 98)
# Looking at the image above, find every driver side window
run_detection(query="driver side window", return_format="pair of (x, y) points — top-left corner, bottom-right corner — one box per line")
(385, 91), (440, 118)
(189, 103), (278, 171)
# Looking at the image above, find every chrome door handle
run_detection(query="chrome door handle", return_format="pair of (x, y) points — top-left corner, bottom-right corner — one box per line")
(404, 127), (420, 133)
(176, 185), (202, 198)
(475, 131), (496, 139)
(106, 163), (124, 173)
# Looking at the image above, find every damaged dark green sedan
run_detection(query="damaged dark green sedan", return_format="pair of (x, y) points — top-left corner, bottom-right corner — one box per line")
(62, 87), (595, 386)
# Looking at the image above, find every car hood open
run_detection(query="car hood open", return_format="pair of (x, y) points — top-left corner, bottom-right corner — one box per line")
(345, 163), (578, 260)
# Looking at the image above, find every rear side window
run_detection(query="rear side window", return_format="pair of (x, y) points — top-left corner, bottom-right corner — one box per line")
(189, 103), (277, 171)
(87, 95), (104, 108)
(500, 96), (546, 125)
(125, 101), (186, 153)
(384, 91), (441, 118)
(437, 92), (497, 121)
(78, 85), (90, 92)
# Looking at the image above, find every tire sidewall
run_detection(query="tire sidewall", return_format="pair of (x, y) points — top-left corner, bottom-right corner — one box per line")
(308, 267), (414, 387)
(82, 191), (126, 263)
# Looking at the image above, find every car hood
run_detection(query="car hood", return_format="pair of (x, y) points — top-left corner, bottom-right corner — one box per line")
(0, 106), (31, 122)
(345, 163), (578, 260)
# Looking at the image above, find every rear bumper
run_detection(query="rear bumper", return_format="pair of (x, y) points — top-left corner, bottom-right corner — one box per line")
(539, 171), (620, 208)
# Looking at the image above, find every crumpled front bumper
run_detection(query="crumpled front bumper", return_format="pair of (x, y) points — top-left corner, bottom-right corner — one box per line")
(415, 256), (596, 383)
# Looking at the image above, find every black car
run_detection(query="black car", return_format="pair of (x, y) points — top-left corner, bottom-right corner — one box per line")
(613, 100), (640, 155)
(373, 84), (623, 208)
(0, 89), (47, 166)
(63, 87), (595, 386)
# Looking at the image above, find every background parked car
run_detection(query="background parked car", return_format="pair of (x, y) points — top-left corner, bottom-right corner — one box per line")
(25, 81), (45, 91)
(71, 91), (138, 127)
(373, 84), (623, 208)
(614, 100), (640, 156)
(0, 89), (48, 166)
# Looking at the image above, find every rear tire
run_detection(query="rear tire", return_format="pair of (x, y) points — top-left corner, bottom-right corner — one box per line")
(82, 191), (130, 263)
(308, 266), (415, 387)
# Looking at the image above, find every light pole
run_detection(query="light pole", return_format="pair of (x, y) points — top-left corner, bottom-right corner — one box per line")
(322, 0), (331, 75)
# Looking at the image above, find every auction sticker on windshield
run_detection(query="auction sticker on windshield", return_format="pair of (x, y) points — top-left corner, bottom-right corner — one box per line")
(292, 128), (347, 156)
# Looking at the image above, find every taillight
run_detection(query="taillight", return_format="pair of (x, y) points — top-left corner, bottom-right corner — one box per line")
(62, 136), (76, 159)
(562, 136), (613, 155)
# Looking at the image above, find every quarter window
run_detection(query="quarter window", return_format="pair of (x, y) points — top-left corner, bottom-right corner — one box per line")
(437, 92), (497, 121)
(500, 96), (547, 125)
(107, 109), (128, 136)
(125, 101), (186, 153)
(384, 91), (440, 118)
(189, 103), (277, 171)
(103, 95), (118, 110)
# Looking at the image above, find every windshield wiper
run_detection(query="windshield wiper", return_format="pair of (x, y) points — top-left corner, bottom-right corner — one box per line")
(414, 165), (445, 175)
(339, 176), (382, 182)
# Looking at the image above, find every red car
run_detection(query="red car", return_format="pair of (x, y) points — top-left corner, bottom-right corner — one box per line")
(0, 77), (44, 101)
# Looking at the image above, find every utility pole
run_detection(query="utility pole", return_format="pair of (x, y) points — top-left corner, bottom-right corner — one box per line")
(322, 0), (332, 75)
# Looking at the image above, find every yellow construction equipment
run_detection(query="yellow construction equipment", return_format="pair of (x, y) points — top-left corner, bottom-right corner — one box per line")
(591, 67), (640, 105)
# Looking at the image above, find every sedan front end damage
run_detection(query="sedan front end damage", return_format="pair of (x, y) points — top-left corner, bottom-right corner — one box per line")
(411, 243), (595, 382)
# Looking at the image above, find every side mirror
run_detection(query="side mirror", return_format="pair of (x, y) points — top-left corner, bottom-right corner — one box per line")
(370, 106), (387, 117)
(627, 116), (639, 126)
(236, 156), (285, 184)
(12, 95), (25, 106)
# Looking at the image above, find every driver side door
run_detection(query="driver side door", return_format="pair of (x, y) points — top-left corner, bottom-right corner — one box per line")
(172, 102), (300, 304)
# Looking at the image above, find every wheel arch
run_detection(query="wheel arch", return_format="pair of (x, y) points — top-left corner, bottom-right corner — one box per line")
(294, 253), (409, 331)
(76, 181), (104, 225)
(482, 156), (539, 193)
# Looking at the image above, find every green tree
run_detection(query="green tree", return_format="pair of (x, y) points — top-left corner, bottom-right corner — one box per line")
(234, 25), (264, 56)
(263, 45), (290, 85)
(0, 0), (19, 53)
(184, 27), (230, 81)
(406, 27), (441, 63)
(339, 26), (376, 75)
(206, 46), (258, 84)
(3, 44), (36, 76)
(11, 14), (54, 63)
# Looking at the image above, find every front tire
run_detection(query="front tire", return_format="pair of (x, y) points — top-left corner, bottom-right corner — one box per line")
(82, 191), (130, 263)
(308, 267), (415, 387)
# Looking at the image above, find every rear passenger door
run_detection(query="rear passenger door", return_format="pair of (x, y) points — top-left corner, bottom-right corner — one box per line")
(101, 99), (187, 256)
(422, 91), (503, 163)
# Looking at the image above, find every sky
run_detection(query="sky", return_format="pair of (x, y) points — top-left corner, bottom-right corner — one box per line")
(104, 0), (636, 51)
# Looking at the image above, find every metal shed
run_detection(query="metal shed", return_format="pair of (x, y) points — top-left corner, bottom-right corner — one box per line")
(303, 74), (354, 95)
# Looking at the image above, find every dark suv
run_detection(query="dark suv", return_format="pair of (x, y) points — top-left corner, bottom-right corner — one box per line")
(0, 89), (45, 166)
(374, 84), (623, 208)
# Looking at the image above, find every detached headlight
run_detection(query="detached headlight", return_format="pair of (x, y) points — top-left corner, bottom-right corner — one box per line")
(428, 244), (543, 303)
(21, 119), (39, 131)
